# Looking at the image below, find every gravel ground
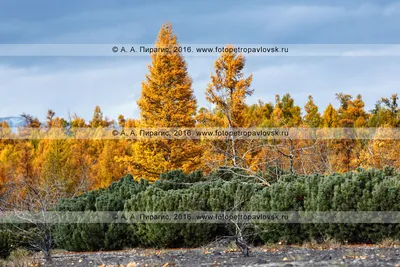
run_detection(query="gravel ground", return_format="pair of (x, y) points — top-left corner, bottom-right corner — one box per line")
(28, 246), (400, 267)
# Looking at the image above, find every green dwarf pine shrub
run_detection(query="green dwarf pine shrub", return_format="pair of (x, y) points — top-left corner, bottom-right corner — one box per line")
(53, 174), (149, 251)
(0, 230), (11, 259)
(51, 168), (400, 250)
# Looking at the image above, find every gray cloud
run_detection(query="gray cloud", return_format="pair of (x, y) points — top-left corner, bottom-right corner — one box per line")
(1, 56), (399, 121)
(1, 0), (400, 121)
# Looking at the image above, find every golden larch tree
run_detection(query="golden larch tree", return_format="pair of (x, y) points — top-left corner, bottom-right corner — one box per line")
(202, 44), (253, 168)
(128, 23), (201, 181)
(304, 95), (322, 128)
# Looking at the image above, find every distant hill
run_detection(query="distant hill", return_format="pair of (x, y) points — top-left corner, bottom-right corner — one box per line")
(0, 117), (27, 128)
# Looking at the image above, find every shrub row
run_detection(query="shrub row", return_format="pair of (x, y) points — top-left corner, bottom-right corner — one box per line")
(6, 167), (399, 254)
(251, 167), (400, 244)
(53, 169), (262, 250)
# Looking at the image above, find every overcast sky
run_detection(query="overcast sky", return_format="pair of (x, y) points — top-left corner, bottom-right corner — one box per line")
(1, 0), (400, 121)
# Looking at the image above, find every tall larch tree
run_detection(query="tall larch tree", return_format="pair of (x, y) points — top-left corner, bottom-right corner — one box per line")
(331, 94), (367, 172)
(203, 44), (253, 168)
(303, 95), (322, 128)
(278, 94), (302, 127)
(271, 95), (285, 127)
(335, 93), (367, 127)
(128, 23), (201, 181)
(322, 104), (339, 128)
(317, 104), (339, 173)
(89, 106), (113, 128)
(205, 44), (253, 128)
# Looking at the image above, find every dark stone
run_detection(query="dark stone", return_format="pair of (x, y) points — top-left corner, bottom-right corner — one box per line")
(319, 254), (332, 261)
(257, 258), (268, 264)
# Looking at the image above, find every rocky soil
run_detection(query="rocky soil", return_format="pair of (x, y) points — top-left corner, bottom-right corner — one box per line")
(20, 245), (398, 267)
(4, 246), (400, 267)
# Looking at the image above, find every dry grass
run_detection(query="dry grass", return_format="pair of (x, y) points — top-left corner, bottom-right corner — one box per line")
(0, 249), (69, 267)
(300, 237), (342, 250)
(378, 238), (400, 248)
(0, 248), (43, 267)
